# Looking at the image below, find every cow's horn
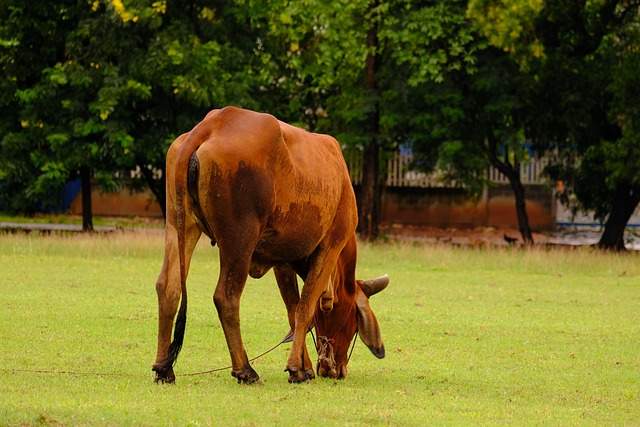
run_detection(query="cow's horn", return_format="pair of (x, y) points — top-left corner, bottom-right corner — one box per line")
(359, 274), (389, 297)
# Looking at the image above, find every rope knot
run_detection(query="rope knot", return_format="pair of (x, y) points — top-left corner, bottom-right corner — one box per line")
(317, 336), (337, 372)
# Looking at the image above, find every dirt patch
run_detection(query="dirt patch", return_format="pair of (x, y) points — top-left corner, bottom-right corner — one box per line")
(381, 223), (640, 250)
(381, 223), (553, 247)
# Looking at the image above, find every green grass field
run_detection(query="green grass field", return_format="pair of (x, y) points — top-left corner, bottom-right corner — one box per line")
(1, 231), (638, 426)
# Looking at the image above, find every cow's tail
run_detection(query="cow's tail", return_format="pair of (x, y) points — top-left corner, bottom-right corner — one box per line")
(166, 135), (205, 369)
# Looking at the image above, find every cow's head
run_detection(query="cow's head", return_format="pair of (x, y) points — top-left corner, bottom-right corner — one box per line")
(313, 274), (389, 379)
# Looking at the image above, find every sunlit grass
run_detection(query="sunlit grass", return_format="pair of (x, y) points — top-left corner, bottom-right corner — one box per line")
(1, 232), (638, 425)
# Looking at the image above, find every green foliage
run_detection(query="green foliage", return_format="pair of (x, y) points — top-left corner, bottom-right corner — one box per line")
(469, 0), (640, 242)
(1, 0), (639, 243)
(467, 0), (545, 63)
(384, 0), (481, 86)
(1, 233), (638, 425)
(405, 42), (531, 196)
(0, 0), (263, 214)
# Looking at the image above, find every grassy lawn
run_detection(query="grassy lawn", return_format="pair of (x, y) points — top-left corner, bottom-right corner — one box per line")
(0, 231), (638, 426)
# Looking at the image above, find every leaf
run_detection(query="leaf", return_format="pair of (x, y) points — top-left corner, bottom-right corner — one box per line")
(45, 133), (70, 149)
(47, 65), (68, 86)
(279, 11), (293, 25)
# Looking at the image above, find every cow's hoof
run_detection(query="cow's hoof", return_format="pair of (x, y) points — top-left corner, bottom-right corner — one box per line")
(285, 365), (314, 383)
(319, 363), (347, 379)
(152, 365), (175, 384)
(232, 366), (260, 384)
(306, 367), (316, 381)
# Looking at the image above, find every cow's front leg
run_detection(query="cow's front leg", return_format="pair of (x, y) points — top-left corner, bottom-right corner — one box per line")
(285, 252), (338, 383)
(214, 261), (259, 384)
(284, 305), (317, 383)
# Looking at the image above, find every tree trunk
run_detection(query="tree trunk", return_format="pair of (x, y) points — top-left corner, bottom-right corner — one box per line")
(598, 184), (640, 251)
(509, 171), (534, 245)
(359, 0), (381, 242)
(138, 162), (167, 220)
(359, 143), (380, 241)
(80, 165), (93, 232)
(486, 145), (534, 244)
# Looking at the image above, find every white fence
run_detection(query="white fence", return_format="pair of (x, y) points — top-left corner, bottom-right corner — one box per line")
(345, 149), (548, 187)
(486, 152), (549, 185)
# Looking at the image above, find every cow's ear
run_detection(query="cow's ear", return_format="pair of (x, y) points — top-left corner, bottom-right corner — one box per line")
(355, 288), (385, 359)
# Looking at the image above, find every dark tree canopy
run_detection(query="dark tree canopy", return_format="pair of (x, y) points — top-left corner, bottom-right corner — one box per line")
(1, 0), (638, 248)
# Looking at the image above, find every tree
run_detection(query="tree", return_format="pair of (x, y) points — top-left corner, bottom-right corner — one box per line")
(0, 1), (81, 214)
(360, 0), (382, 241)
(1, 0), (262, 227)
(355, 0), (484, 240)
(254, 0), (488, 241)
(542, 26), (640, 250)
(237, 0), (386, 240)
(468, 0), (640, 250)
(2, 0), (163, 230)
(432, 47), (535, 244)
(375, 1), (541, 243)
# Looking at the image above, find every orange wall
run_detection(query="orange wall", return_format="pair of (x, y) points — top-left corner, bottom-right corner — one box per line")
(379, 185), (555, 230)
(71, 183), (555, 230)
(70, 187), (163, 217)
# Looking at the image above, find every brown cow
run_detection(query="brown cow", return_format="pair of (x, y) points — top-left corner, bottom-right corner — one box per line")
(152, 107), (388, 383)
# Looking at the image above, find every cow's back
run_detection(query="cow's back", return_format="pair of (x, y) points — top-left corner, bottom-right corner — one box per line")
(187, 107), (357, 264)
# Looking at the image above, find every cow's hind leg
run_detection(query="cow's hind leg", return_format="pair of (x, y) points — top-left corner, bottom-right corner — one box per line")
(274, 265), (315, 380)
(214, 240), (261, 384)
(152, 220), (201, 383)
